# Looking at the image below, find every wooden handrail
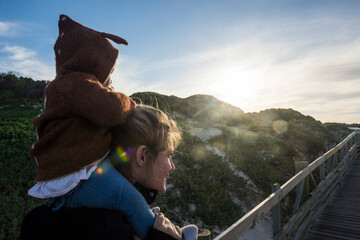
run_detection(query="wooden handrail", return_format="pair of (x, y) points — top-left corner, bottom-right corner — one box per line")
(214, 130), (360, 240)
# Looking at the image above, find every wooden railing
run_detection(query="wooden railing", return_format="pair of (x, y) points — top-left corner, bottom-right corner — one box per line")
(214, 130), (360, 240)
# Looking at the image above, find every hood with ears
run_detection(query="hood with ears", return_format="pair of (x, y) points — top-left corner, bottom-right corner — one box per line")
(54, 14), (128, 84)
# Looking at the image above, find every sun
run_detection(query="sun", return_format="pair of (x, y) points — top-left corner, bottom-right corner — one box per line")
(209, 67), (260, 108)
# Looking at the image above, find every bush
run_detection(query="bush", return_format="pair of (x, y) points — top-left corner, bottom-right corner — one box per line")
(0, 116), (43, 239)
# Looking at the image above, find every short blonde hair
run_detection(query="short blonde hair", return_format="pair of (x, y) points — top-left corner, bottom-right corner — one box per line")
(109, 104), (182, 168)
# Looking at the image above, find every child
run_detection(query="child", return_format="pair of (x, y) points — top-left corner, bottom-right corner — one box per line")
(28, 14), (189, 239)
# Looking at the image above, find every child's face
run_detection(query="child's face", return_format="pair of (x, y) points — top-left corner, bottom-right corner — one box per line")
(148, 148), (175, 194)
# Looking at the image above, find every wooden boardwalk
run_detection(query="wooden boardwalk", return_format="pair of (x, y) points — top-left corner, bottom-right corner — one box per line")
(306, 153), (360, 240)
(214, 132), (360, 240)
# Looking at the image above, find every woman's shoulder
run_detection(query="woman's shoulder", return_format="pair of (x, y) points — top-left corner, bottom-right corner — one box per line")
(21, 204), (133, 240)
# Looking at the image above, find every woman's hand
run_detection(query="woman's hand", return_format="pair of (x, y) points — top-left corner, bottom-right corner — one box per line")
(154, 212), (182, 240)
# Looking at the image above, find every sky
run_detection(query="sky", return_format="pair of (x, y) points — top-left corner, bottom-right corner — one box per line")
(0, 0), (360, 124)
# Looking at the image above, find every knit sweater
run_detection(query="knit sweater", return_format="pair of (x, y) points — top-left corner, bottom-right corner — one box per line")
(29, 15), (136, 181)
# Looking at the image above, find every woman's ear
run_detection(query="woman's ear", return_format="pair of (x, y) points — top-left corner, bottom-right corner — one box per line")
(135, 145), (147, 167)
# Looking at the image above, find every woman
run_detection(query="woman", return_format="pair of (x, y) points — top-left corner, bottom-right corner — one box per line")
(109, 103), (193, 239)
(21, 104), (197, 240)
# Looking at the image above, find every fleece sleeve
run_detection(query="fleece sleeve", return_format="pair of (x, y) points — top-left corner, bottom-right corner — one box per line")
(69, 73), (136, 127)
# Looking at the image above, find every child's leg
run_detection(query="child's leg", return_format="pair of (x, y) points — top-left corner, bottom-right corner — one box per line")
(63, 157), (155, 239)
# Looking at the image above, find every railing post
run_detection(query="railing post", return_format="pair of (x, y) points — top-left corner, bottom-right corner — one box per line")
(345, 142), (349, 158)
(293, 161), (309, 213)
(327, 155), (334, 173)
(319, 152), (325, 181)
(319, 163), (325, 181)
(339, 147), (343, 161)
(272, 183), (281, 236)
(333, 151), (339, 167)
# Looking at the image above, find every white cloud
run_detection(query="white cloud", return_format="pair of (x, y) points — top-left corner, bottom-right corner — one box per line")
(0, 44), (54, 80)
(0, 21), (24, 37)
(2, 45), (36, 60)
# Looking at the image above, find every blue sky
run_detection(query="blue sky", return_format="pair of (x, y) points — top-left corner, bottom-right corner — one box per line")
(1, 0), (360, 124)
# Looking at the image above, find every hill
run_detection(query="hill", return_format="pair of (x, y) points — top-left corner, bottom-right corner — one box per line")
(131, 92), (248, 125)
(0, 72), (358, 239)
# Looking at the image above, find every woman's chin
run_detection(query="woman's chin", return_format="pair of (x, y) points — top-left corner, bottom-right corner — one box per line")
(158, 183), (166, 194)
(152, 179), (167, 194)
(158, 186), (166, 194)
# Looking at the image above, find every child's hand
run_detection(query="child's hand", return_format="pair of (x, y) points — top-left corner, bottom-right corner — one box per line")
(151, 206), (160, 214)
(154, 212), (182, 240)
(181, 225), (198, 240)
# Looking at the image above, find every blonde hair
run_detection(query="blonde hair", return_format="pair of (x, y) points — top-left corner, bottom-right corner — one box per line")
(109, 104), (182, 176)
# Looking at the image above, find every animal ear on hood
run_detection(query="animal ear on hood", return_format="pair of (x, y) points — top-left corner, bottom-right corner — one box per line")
(101, 32), (128, 46)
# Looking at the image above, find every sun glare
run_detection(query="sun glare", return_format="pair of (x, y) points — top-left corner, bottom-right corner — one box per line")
(210, 68), (260, 109)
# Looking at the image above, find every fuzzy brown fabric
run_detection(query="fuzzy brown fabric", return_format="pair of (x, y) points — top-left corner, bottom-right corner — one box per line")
(30, 15), (136, 182)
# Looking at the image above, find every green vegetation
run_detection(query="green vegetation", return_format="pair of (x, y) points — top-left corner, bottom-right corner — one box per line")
(0, 105), (42, 121)
(0, 108), (43, 239)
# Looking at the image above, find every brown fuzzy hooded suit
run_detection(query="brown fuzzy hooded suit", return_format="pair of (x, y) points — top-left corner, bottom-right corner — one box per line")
(30, 15), (136, 182)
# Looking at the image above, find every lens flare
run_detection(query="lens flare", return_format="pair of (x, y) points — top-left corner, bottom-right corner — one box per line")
(273, 120), (288, 134)
(96, 168), (103, 174)
(116, 146), (131, 163)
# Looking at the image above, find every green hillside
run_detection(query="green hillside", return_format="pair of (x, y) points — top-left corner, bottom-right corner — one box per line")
(0, 73), (357, 239)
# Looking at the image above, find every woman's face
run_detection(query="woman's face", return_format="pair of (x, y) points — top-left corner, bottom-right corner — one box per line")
(148, 149), (175, 194)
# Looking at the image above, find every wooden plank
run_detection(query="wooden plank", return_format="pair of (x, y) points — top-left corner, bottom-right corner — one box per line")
(274, 197), (312, 240)
(306, 151), (360, 240)
(292, 183), (341, 240)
